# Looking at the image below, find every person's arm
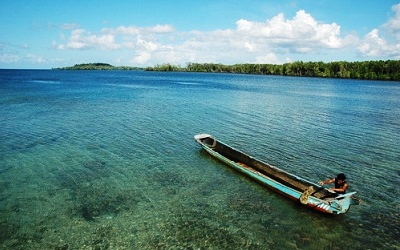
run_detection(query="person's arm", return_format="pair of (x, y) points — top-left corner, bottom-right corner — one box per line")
(318, 178), (335, 185)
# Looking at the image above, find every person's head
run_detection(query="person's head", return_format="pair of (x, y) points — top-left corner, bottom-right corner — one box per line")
(336, 173), (346, 183)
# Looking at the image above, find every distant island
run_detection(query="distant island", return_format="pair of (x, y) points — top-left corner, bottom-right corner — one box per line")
(54, 60), (400, 81)
(53, 63), (143, 71)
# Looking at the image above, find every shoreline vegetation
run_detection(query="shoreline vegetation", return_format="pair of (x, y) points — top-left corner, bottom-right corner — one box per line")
(54, 60), (400, 81)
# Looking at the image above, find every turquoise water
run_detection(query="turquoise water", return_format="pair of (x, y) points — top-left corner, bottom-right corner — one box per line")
(0, 70), (399, 249)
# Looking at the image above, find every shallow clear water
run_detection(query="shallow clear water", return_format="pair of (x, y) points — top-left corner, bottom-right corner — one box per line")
(0, 70), (399, 249)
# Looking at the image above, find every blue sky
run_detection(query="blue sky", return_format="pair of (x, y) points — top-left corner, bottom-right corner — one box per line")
(1, 0), (400, 69)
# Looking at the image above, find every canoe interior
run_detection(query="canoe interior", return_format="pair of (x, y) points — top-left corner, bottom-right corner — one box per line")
(198, 135), (333, 200)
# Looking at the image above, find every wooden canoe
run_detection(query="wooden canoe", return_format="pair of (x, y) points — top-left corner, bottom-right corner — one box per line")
(194, 134), (356, 215)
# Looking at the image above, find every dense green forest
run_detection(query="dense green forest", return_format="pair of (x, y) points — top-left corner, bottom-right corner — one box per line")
(53, 63), (143, 70)
(145, 60), (400, 81)
(54, 61), (400, 81)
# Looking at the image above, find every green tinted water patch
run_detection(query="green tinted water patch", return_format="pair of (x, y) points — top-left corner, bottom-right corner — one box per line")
(45, 224), (119, 250)
(52, 159), (110, 191)
(136, 166), (275, 248)
(0, 221), (20, 245)
(143, 205), (264, 249)
(0, 180), (10, 195)
(227, 189), (273, 214)
(68, 181), (146, 222)
(0, 187), (69, 249)
(355, 208), (400, 248)
(150, 170), (190, 196)
(49, 143), (119, 191)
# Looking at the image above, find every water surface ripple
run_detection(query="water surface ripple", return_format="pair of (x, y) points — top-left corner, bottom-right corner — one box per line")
(0, 70), (399, 249)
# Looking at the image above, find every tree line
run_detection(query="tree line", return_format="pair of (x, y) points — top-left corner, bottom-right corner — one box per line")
(145, 60), (400, 81)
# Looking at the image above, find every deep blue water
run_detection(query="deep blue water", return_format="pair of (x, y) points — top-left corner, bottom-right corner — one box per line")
(0, 69), (399, 249)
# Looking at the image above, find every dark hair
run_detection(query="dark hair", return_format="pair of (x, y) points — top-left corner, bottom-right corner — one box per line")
(337, 173), (346, 180)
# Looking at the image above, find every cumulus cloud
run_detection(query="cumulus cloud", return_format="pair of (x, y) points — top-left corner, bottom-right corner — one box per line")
(171, 10), (343, 63)
(256, 53), (280, 64)
(235, 10), (342, 49)
(54, 24), (175, 53)
(55, 29), (120, 50)
(53, 10), (345, 65)
(384, 4), (400, 34)
(358, 3), (400, 58)
(133, 52), (151, 64)
(52, 6), (399, 66)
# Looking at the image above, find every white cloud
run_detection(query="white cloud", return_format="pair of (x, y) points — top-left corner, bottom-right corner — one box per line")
(110, 26), (141, 35)
(55, 24), (175, 53)
(132, 52), (151, 64)
(55, 29), (120, 50)
(136, 35), (159, 51)
(256, 53), (280, 64)
(174, 10), (344, 64)
(51, 7), (399, 66)
(60, 23), (81, 30)
(26, 53), (45, 63)
(147, 24), (174, 33)
(0, 53), (20, 63)
(359, 29), (386, 56)
(357, 3), (400, 58)
(235, 10), (343, 49)
(384, 4), (400, 34)
(103, 24), (174, 35)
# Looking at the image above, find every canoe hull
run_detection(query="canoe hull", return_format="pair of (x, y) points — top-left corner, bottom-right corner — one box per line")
(194, 134), (355, 215)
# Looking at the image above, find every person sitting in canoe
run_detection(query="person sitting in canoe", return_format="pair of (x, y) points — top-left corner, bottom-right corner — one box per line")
(318, 173), (348, 194)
